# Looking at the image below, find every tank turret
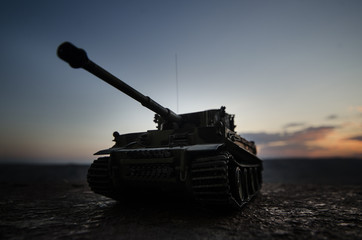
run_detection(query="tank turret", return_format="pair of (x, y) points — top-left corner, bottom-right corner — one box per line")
(58, 42), (263, 209)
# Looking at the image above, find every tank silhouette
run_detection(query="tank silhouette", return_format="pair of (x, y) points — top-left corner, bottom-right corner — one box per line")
(57, 42), (263, 208)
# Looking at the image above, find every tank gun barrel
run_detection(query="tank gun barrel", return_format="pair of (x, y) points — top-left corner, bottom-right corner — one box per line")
(57, 42), (182, 123)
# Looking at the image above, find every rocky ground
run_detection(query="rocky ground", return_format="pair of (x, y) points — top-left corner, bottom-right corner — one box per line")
(1, 180), (361, 240)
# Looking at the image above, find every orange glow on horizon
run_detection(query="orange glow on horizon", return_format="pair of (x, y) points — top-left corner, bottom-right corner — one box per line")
(257, 122), (362, 159)
(308, 132), (362, 158)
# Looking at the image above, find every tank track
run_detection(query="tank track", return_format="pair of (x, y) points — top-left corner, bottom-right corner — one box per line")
(191, 153), (262, 208)
(88, 153), (262, 208)
(87, 156), (119, 199)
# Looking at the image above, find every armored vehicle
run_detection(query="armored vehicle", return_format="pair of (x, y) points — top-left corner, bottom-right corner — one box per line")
(57, 42), (263, 208)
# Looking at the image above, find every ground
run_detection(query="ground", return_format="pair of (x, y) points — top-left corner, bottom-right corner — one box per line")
(1, 180), (361, 240)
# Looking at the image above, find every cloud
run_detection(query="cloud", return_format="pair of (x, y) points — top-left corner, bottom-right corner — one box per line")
(257, 143), (327, 158)
(288, 126), (335, 142)
(346, 135), (362, 142)
(240, 125), (336, 158)
(242, 126), (335, 145)
(283, 122), (305, 129)
(326, 114), (338, 120)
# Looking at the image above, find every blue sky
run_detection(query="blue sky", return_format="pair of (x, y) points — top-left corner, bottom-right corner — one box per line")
(1, 0), (362, 163)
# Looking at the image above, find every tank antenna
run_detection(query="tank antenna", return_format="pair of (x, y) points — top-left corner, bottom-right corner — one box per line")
(175, 53), (179, 113)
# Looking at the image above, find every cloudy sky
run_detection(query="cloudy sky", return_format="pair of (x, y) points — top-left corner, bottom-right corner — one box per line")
(1, 0), (362, 163)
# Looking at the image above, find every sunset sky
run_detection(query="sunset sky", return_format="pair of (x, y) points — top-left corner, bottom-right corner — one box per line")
(1, 0), (362, 163)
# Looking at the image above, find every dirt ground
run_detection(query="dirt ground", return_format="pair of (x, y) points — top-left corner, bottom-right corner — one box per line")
(1, 181), (361, 240)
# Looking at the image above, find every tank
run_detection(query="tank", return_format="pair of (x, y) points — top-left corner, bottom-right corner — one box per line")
(57, 42), (263, 208)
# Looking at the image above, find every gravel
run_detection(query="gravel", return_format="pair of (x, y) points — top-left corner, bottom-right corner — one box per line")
(1, 181), (361, 240)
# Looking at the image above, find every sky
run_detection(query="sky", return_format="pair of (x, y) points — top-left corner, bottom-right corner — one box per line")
(1, 0), (362, 163)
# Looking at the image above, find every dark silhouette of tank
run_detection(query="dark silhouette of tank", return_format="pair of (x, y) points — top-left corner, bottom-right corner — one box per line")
(57, 42), (263, 208)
